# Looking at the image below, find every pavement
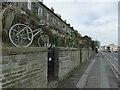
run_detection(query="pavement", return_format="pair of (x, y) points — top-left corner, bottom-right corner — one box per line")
(58, 52), (118, 88)
(84, 54), (100, 88)
(58, 54), (96, 88)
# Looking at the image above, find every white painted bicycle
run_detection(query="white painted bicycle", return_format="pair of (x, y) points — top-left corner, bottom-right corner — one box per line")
(9, 23), (51, 47)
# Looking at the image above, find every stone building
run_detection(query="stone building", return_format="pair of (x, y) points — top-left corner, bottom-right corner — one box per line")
(0, 1), (97, 88)
(2, 1), (77, 47)
(108, 44), (118, 52)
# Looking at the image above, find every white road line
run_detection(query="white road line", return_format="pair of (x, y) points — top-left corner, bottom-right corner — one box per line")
(102, 53), (119, 79)
(105, 53), (118, 61)
(103, 53), (118, 71)
(113, 58), (118, 61)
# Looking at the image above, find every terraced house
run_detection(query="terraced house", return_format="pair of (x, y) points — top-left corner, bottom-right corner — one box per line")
(1, 1), (98, 89)
(2, 0), (80, 47)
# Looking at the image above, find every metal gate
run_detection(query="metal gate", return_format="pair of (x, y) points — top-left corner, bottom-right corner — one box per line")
(47, 47), (59, 82)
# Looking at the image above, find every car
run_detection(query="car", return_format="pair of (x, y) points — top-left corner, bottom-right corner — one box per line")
(113, 48), (118, 52)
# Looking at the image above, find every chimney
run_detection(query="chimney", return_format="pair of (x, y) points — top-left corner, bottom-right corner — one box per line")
(64, 19), (67, 23)
(51, 7), (54, 12)
(39, 0), (43, 3)
(67, 23), (70, 27)
(56, 13), (61, 18)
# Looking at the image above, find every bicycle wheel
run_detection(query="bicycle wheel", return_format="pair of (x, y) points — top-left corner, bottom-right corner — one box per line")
(9, 23), (33, 47)
(37, 33), (50, 47)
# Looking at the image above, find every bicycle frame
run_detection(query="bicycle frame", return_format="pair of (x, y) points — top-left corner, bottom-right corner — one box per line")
(17, 26), (42, 38)
(9, 23), (50, 47)
(32, 28), (42, 37)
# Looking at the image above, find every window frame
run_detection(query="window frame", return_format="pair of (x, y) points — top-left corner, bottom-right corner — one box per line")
(27, 0), (31, 10)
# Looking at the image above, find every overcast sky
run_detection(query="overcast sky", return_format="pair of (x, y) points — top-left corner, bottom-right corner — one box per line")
(43, 0), (118, 46)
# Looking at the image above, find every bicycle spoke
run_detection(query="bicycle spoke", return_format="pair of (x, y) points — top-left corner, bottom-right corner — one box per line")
(39, 34), (49, 47)
(12, 29), (18, 32)
(16, 36), (20, 46)
(9, 23), (33, 47)
(17, 25), (19, 30)
(26, 27), (29, 34)
(27, 37), (31, 41)
(20, 38), (23, 46)
(16, 27), (26, 36)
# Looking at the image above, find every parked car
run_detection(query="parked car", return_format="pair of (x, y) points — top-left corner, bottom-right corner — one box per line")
(113, 48), (118, 52)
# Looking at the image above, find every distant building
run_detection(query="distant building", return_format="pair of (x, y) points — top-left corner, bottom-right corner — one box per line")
(108, 44), (118, 52)
(100, 44), (118, 52)
(100, 46), (106, 52)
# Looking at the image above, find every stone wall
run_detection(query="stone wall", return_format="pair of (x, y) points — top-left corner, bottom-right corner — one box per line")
(89, 49), (95, 58)
(81, 48), (89, 63)
(58, 48), (95, 80)
(0, 46), (2, 89)
(58, 48), (80, 80)
(1, 47), (48, 88)
(1, 47), (95, 88)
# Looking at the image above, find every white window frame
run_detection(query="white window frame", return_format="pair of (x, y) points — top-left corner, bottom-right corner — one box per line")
(38, 7), (43, 16)
(47, 13), (49, 20)
(38, 7), (41, 15)
(28, 0), (31, 10)
(41, 8), (43, 16)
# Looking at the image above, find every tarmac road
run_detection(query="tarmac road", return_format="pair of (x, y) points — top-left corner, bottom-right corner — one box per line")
(76, 52), (118, 88)
(103, 52), (118, 70)
(58, 52), (118, 88)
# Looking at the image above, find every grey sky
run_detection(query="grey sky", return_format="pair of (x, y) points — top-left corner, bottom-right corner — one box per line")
(43, 0), (118, 46)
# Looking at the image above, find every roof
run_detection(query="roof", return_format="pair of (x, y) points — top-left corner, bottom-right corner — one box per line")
(38, 2), (75, 31)
(108, 44), (117, 47)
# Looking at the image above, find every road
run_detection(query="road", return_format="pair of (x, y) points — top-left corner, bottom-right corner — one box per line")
(58, 52), (119, 88)
(103, 52), (118, 70)
(101, 52), (119, 88)
(76, 52), (118, 88)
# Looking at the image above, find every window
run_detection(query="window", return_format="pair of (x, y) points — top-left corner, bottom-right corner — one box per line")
(41, 8), (43, 16)
(49, 15), (52, 21)
(47, 13), (49, 20)
(27, 0), (31, 10)
(57, 22), (60, 27)
(38, 7), (41, 15)
(38, 7), (43, 16)
(53, 17), (55, 23)
(63, 25), (66, 31)
(33, 3), (38, 14)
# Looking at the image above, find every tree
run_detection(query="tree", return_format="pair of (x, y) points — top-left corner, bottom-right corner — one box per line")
(91, 40), (100, 53)
(94, 40), (100, 49)
(82, 35), (92, 48)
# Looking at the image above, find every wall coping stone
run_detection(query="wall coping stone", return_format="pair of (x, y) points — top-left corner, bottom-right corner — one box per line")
(57, 47), (78, 51)
(2, 47), (48, 55)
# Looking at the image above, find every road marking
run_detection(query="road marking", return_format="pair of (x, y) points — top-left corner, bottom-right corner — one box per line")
(113, 58), (118, 61)
(102, 52), (119, 79)
(105, 53), (118, 61)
